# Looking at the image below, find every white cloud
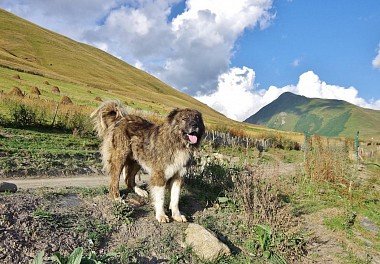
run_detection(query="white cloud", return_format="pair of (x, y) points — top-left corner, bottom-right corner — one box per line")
(196, 66), (257, 121)
(372, 44), (380, 69)
(197, 68), (380, 121)
(0, 0), (274, 95)
(160, 0), (274, 92)
(0, 0), (119, 40)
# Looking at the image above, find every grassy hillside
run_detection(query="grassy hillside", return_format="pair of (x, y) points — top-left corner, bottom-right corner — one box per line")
(245, 92), (380, 139)
(0, 9), (231, 127)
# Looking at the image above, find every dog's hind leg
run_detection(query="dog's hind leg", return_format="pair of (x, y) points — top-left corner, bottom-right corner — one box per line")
(169, 174), (187, 222)
(108, 151), (126, 201)
(124, 161), (148, 198)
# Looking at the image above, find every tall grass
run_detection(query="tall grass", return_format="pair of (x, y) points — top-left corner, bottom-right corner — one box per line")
(304, 135), (352, 183)
(0, 95), (93, 135)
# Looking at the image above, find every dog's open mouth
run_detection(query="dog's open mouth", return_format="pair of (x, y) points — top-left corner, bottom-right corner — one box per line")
(186, 132), (198, 144)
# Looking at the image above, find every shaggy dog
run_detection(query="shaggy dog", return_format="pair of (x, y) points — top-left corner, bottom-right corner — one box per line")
(91, 101), (205, 223)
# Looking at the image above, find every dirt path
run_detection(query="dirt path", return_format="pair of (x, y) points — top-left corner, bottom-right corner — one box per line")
(2, 173), (151, 190)
(2, 175), (110, 189)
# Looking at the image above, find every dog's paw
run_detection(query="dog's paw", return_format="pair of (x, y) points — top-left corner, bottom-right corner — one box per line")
(134, 186), (149, 198)
(114, 197), (126, 204)
(156, 214), (170, 223)
(172, 214), (187, 223)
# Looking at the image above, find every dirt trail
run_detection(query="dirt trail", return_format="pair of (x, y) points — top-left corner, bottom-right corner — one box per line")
(2, 173), (151, 190)
(2, 175), (110, 189)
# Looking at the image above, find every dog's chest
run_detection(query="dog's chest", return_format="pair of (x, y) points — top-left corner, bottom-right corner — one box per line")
(164, 150), (190, 179)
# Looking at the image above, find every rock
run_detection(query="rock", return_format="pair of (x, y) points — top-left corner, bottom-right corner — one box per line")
(184, 223), (230, 261)
(360, 217), (379, 234)
(0, 182), (17, 193)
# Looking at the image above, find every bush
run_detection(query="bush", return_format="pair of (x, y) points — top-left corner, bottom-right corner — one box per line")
(304, 135), (351, 183)
(185, 160), (236, 199)
(10, 103), (37, 127)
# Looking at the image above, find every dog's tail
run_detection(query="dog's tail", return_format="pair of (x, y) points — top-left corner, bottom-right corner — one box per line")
(90, 100), (127, 138)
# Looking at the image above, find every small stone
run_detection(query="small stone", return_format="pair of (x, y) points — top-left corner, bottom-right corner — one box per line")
(0, 182), (17, 193)
(184, 223), (230, 261)
(360, 217), (379, 234)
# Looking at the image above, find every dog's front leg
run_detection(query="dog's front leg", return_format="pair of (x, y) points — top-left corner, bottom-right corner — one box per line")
(150, 172), (169, 223)
(169, 175), (187, 222)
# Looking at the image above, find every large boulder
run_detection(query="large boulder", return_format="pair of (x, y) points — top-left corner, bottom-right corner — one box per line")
(184, 223), (230, 261)
(0, 182), (17, 193)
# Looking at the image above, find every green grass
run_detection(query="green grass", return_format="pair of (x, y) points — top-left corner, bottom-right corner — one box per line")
(0, 127), (101, 176)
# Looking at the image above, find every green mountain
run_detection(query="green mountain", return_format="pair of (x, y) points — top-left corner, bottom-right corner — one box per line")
(0, 9), (230, 126)
(244, 92), (380, 139)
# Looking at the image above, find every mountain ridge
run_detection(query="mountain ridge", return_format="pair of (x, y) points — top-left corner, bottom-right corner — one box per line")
(245, 92), (380, 139)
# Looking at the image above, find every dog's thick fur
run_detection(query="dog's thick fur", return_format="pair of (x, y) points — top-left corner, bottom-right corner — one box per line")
(91, 100), (205, 223)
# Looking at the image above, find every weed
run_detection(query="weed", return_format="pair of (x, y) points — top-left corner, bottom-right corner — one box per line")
(76, 220), (112, 248)
(112, 202), (134, 224)
(186, 160), (237, 203)
(32, 247), (115, 264)
(32, 207), (54, 221)
(304, 135), (352, 183)
(233, 165), (307, 262)
(252, 224), (287, 264)
(114, 245), (140, 263)
(10, 103), (37, 127)
(32, 250), (44, 264)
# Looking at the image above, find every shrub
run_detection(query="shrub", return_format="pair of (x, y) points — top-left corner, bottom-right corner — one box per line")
(186, 160), (236, 200)
(304, 135), (351, 183)
(10, 103), (37, 127)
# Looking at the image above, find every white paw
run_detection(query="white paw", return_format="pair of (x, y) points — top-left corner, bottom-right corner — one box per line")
(134, 186), (149, 198)
(156, 214), (170, 223)
(172, 214), (187, 223)
(114, 197), (126, 204)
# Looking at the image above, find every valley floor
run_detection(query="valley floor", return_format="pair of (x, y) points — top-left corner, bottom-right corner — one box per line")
(1, 128), (379, 263)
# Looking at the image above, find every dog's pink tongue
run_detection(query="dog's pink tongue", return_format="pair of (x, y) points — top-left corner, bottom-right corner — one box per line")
(188, 134), (198, 144)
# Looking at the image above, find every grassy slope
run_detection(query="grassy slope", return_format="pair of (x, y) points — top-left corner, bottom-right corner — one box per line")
(0, 8), (248, 129)
(245, 92), (380, 139)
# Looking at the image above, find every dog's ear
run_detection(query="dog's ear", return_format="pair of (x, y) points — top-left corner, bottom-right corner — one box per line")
(167, 108), (179, 123)
(197, 112), (205, 138)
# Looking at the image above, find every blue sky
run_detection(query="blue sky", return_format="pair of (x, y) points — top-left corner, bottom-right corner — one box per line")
(234, 0), (380, 100)
(1, 0), (379, 120)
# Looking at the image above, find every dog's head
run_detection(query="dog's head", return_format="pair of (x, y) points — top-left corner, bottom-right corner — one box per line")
(167, 108), (205, 147)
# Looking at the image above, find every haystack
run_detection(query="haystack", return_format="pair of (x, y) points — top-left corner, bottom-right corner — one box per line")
(60, 96), (73, 105)
(51, 86), (60, 94)
(9, 87), (24, 97)
(30, 86), (41, 96)
(12, 74), (21, 80)
(44, 80), (50, 85)
(94, 96), (102, 102)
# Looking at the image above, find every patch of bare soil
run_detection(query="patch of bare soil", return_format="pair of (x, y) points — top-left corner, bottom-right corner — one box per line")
(303, 208), (348, 263)
(303, 208), (380, 263)
(0, 188), (201, 263)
